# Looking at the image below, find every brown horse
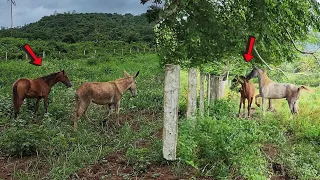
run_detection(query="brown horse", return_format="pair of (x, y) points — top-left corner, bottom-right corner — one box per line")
(246, 67), (312, 116)
(231, 75), (275, 117)
(12, 70), (72, 118)
(231, 75), (255, 117)
(73, 70), (139, 131)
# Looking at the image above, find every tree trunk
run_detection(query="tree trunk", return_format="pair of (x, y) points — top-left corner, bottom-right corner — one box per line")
(163, 64), (180, 161)
(187, 68), (197, 120)
(199, 72), (205, 117)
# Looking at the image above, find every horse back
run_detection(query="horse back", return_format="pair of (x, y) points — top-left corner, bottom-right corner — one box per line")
(76, 82), (121, 104)
(241, 81), (255, 98)
(13, 78), (49, 98)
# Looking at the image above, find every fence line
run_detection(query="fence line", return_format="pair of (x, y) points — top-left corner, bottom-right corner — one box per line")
(1, 47), (158, 60)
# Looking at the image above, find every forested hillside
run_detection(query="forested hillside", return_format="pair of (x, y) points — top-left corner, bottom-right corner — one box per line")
(0, 13), (155, 45)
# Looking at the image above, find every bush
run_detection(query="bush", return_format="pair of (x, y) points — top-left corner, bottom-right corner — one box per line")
(0, 124), (48, 156)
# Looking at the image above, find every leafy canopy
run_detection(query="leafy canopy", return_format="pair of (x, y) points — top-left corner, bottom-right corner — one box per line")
(142, 0), (320, 69)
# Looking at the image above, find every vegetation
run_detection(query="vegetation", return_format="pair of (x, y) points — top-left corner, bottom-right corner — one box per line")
(0, 53), (318, 179)
(0, 13), (155, 45)
(0, 1), (319, 179)
(0, 54), (164, 179)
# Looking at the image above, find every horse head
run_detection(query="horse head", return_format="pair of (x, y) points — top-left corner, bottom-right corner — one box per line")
(246, 67), (264, 80)
(58, 70), (72, 87)
(123, 70), (140, 97)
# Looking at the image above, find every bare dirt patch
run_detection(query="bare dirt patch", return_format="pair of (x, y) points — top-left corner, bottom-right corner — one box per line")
(0, 155), (48, 179)
(73, 150), (204, 180)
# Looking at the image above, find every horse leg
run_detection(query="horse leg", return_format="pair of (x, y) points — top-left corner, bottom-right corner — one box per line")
(242, 98), (246, 116)
(74, 99), (90, 131)
(115, 100), (121, 125)
(43, 95), (49, 113)
(255, 94), (261, 107)
(294, 101), (299, 114)
(262, 97), (266, 116)
(34, 98), (41, 114)
(248, 97), (253, 117)
(267, 99), (276, 112)
(83, 108), (93, 123)
(238, 98), (242, 117)
(106, 104), (112, 117)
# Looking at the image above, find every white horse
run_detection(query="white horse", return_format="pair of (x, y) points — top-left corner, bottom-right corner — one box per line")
(246, 67), (312, 116)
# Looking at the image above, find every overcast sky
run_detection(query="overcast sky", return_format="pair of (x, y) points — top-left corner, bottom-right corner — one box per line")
(0, 0), (151, 28)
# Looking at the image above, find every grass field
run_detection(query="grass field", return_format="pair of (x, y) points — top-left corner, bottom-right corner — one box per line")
(0, 54), (319, 179)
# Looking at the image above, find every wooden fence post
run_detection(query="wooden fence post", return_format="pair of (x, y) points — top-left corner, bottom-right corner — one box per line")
(114, 49), (116, 54)
(25, 53), (28, 59)
(163, 64), (180, 161)
(95, 50), (97, 54)
(5, 52), (7, 61)
(84, 50), (86, 55)
(199, 72), (205, 117)
(187, 68), (198, 120)
(42, 51), (45, 58)
(130, 48), (132, 54)
(122, 49), (124, 55)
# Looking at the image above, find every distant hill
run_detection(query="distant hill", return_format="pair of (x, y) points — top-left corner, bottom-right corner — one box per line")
(0, 13), (155, 45)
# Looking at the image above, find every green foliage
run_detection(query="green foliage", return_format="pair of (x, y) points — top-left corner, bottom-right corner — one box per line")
(0, 124), (48, 156)
(0, 37), (153, 60)
(0, 54), (163, 179)
(148, 0), (320, 68)
(0, 13), (155, 45)
(178, 93), (320, 179)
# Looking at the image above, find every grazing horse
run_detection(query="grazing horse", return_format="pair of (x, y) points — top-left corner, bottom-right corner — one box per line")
(231, 75), (255, 117)
(73, 70), (139, 131)
(246, 67), (312, 116)
(12, 70), (72, 118)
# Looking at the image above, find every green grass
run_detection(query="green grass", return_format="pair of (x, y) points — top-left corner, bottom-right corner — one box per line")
(0, 54), (164, 179)
(0, 54), (319, 179)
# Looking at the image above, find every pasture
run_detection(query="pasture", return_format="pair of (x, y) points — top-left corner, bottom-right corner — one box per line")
(0, 54), (319, 179)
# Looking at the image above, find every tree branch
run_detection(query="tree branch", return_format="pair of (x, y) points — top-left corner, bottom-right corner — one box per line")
(253, 47), (289, 79)
(284, 27), (320, 66)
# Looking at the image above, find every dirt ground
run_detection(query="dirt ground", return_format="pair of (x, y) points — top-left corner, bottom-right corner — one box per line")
(0, 111), (291, 180)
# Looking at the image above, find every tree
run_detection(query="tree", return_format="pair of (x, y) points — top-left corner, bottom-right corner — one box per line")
(142, 0), (320, 69)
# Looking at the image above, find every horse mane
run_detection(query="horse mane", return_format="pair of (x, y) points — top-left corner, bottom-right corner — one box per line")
(40, 72), (60, 81)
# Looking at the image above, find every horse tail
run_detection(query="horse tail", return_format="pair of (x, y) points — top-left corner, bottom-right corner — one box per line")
(12, 84), (19, 106)
(298, 86), (313, 93)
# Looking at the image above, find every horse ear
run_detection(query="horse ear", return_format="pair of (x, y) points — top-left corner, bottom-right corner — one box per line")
(239, 76), (246, 83)
(135, 70), (140, 78)
(62, 70), (65, 74)
(123, 70), (130, 77)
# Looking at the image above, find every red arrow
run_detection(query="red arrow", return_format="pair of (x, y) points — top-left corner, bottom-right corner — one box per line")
(242, 36), (255, 62)
(22, 44), (42, 66)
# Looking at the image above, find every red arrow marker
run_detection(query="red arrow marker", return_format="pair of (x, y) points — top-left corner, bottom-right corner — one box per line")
(22, 44), (42, 66)
(242, 36), (255, 62)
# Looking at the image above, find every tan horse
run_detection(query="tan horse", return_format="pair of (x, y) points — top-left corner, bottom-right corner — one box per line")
(12, 70), (72, 118)
(73, 70), (140, 131)
(246, 67), (312, 116)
